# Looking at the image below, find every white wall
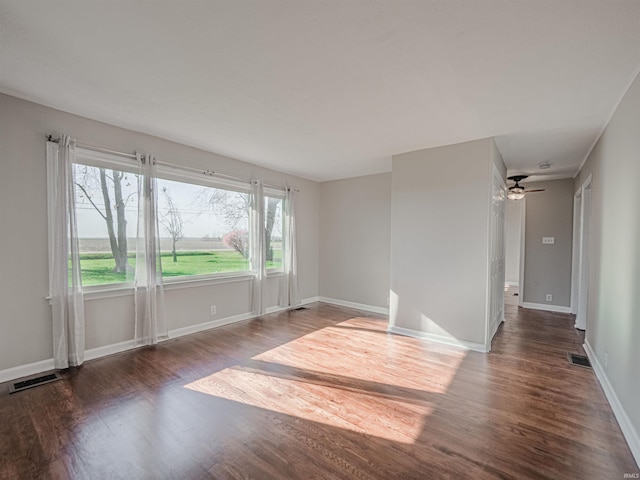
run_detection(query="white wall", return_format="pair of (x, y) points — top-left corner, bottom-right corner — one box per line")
(522, 179), (574, 308)
(389, 138), (505, 351)
(0, 93), (320, 373)
(575, 71), (640, 464)
(505, 200), (522, 285)
(319, 173), (391, 310)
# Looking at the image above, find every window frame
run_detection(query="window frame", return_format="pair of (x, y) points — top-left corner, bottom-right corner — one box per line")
(47, 144), (257, 295)
(153, 164), (253, 285)
(47, 145), (141, 295)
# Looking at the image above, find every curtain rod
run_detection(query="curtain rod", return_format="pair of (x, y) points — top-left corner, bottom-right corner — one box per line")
(155, 159), (249, 184)
(47, 135), (299, 192)
(155, 159), (298, 191)
(47, 135), (138, 160)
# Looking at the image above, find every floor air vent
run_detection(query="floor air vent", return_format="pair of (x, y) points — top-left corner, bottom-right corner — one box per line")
(9, 372), (61, 394)
(567, 353), (592, 369)
(292, 307), (308, 311)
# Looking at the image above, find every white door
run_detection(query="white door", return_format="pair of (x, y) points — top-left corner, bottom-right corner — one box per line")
(488, 167), (506, 348)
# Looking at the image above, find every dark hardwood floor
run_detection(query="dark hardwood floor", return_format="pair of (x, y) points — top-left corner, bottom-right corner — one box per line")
(1, 297), (637, 479)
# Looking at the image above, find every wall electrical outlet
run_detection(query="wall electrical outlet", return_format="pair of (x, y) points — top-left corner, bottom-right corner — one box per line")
(545, 294), (553, 302)
(210, 305), (217, 316)
(542, 237), (555, 244)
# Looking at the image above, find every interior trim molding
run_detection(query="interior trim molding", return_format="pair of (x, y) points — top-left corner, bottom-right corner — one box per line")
(387, 325), (488, 353)
(265, 305), (288, 315)
(0, 358), (56, 385)
(505, 281), (519, 287)
(168, 312), (256, 339)
(584, 340), (640, 467)
(521, 302), (572, 314)
(0, 299), (324, 385)
(317, 297), (388, 315)
(264, 297), (318, 315)
(84, 339), (138, 362)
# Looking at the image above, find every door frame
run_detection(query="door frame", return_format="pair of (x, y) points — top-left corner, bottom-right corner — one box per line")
(572, 174), (593, 330)
(571, 191), (582, 314)
(517, 197), (526, 307)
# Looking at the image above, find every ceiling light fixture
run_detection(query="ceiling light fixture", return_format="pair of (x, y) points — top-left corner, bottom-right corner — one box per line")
(507, 175), (528, 201)
(507, 188), (525, 201)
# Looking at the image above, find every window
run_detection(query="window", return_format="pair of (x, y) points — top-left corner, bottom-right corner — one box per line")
(264, 194), (284, 271)
(70, 150), (254, 288)
(73, 156), (139, 287)
(51, 144), (292, 292)
(155, 176), (251, 279)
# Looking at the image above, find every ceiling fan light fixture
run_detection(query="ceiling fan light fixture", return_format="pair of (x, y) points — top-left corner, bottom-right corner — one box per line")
(507, 175), (528, 200)
(508, 189), (525, 201)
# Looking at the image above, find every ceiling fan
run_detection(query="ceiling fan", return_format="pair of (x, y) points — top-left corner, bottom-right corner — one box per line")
(507, 175), (545, 200)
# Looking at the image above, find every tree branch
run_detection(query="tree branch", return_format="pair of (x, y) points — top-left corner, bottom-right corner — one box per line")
(75, 183), (107, 221)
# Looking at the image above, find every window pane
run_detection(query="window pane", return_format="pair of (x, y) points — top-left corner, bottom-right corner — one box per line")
(264, 196), (283, 270)
(73, 163), (138, 286)
(156, 178), (250, 277)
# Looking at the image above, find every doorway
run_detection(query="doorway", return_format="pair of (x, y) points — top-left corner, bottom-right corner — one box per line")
(504, 197), (525, 307)
(572, 175), (592, 331)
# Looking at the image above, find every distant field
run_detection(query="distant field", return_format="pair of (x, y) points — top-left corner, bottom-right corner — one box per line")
(79, 237), (229, 253)
(78, 249), (282, 286)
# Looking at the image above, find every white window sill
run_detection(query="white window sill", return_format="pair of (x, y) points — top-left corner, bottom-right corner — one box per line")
(163, 272), (253, 290)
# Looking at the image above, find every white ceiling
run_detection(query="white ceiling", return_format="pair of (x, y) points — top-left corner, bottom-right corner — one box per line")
(1, 1), (640, 182)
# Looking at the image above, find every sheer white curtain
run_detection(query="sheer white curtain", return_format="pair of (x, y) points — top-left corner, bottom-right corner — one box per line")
(47, 135), (85, 368)
(250, 180), (265, 315)
(278, 187), (300, 308)
(134, 154), (167, 345)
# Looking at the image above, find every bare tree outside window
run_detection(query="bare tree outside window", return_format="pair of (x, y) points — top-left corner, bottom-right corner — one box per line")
(160, 187), (184, 262)
(264, 197), (282, 263)
(74, 165), (136, 273)
(199, 189), (281, 265)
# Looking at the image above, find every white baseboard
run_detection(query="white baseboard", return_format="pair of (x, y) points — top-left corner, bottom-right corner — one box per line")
(387, 325), (488, 353)
(0, 297), (371, 385)
(317, 297), (389, 315)
(584, 341), (640, 468)
(522, 302), (572, 314)
(0, 311), (261, 385)
(264, 297), (319, 315)
(84, 339), (138, 362)
(0, 358), (56, 385)
(505, 281), (519, 287)
(168, 312), (255, 339)
(265, 305), (288, 314)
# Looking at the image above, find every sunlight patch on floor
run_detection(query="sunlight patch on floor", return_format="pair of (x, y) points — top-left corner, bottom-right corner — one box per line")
(252, 318), (466, 395)
(183, 317), (470, 444)
(184, 366), (433, 444)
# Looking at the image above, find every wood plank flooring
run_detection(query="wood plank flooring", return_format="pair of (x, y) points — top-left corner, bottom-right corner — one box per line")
(0, 298), (637, 479)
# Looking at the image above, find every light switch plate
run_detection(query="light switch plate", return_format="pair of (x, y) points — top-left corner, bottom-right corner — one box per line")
(542, 237), (555, 244)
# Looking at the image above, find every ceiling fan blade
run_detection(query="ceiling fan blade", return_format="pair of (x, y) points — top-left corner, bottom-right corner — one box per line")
(524, 189), (545, 193)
